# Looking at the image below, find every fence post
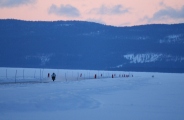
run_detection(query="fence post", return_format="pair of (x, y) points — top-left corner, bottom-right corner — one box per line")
(40, 69), (41, 82)
(34, 70), (36, 78)
(6, 69), (7, 79)
(89, 72), (90, 79)
(65, 72), (67, 81)
(15, 70), (17, 83)
(42, 69), (44, 81)
(72, 71), (73, 78)
(77, 72), (79, 80)
(23, 69), (24, 80)
(57, 69), (59, 78)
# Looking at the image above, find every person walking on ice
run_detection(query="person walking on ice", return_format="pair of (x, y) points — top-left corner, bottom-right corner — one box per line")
(51, 73), (56, 81)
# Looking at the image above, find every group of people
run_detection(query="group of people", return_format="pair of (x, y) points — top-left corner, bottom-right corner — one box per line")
(48, 72), (136, 81)
(48, 73), (56, 81)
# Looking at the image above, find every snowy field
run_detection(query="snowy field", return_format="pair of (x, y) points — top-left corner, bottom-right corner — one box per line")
(0, 67), (184, 120)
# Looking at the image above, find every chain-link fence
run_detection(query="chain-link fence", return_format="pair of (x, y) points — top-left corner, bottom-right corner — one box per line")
(0, 67), (131, 84)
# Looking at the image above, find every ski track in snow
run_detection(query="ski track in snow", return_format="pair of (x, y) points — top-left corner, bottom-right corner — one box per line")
(0, 68), (184, 120)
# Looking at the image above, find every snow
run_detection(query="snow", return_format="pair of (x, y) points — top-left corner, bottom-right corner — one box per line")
(124, 53), (163, 63)
(123, 53), (184, 64)
(0, 67), (184, 120)
(25, 54), (53, 65)
(159, 34), (183, 44)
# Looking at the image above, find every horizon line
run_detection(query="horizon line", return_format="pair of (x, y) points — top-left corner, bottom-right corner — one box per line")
(0, 18), (184, 27)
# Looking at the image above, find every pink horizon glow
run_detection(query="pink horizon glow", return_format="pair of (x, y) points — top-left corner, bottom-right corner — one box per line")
(0, 0), (184, 26)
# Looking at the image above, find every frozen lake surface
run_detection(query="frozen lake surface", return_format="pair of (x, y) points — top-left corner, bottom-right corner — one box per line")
(0, 68), (184, 120)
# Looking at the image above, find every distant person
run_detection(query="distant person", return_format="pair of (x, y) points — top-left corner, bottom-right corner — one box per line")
(48, 73), (50, 78)
(51, 73), (56, 81)
(94, 74), (97, 79)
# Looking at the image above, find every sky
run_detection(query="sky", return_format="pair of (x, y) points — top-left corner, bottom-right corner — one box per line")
(0, 0), (184, 26)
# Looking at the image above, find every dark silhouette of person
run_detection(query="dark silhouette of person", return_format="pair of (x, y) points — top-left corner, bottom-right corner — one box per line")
(94, 74), (97, 79)
(51, 73), (56, 81)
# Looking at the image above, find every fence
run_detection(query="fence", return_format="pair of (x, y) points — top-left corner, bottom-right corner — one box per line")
(0, 67), (133, 84)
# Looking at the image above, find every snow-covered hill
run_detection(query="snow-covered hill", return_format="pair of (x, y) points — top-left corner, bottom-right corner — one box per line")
(0, 19), (184, 72)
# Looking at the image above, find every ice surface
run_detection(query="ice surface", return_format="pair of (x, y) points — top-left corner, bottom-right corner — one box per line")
(0, 68), (184, 120)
